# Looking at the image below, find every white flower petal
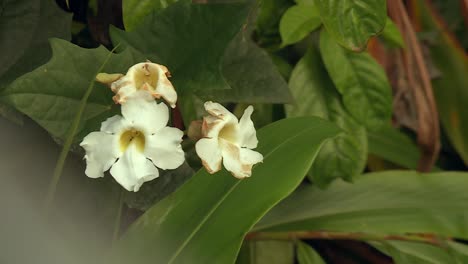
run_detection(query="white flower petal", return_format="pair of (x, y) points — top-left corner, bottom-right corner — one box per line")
(202, 115), (226, 138)
(110, 144), (159, 192)
(121, 91), (169, 133)
(238, 105), (258, 148)
(145, 126), (185, 170)
(240, 148), (263, 166)
(100, 115), (127, 134)
(80, 132), (120, 178)
(204, 101), (238, 122)
(195, 138), (223, 174)
(153, 64), (177, 108)
(219, 140), (248, 178)
(113, 83), (137, 104)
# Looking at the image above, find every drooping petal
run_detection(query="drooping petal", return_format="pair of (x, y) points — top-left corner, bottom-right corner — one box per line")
(152, 64), (177, 108)
(238, 105), (259, 148)
(80, 131), (120, 178)
(112, 83), (137, 104)
(121, 91), (169, 133)
(100, 115), (128, 134)
(110, 144), (159, 192)
(204, 101), (238, 122)
(219, 140), (247, 178)
(109, 75), (135, 104)
(195, 137), (223, 174)
(145, 126), (185, 170)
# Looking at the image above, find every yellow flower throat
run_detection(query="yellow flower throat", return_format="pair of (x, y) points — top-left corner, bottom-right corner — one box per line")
(120, 129), (145, 152)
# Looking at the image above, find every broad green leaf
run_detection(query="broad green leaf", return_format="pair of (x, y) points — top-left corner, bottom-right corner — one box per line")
(320, 29), (392, 129)
(0, 0), (72, 86)
(380, 17), (405, 48)
(372, 241), (468, 264)
(0, 0), (40, 79)
(0, 39), (145, 142)
(279, 4), (322, 46)
(255, 171), (468, 240)
(199, 24), (292, 104)
(122, 0), (178, 31)
(123, 162), (194, 210)
(297, 242), (326, 264)
(110, 0), (250, 94)
(368, 124), (422, 170)
(236, 241), (295, 264)
(286, 46), (366, 186)
(413, 0), (468, 165)
(109, 117), (340, 264)
(315, 0), (387, 51)
(0, 0), (71, 122)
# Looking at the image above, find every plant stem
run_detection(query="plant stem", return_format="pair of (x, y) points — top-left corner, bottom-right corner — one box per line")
(246, 231), (450, 248)
(43, 44), (120, 212)
(112, 189), (124, 244)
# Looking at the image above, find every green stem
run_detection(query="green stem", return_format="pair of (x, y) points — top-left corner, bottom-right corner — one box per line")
(43, 44), (120, 211)
(112, 190), (124, 244)
(245, 231), (450, 248)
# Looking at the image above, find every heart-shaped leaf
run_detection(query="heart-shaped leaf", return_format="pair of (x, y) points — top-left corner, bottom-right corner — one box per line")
(122, 0), (178, 31)
(110, 0), (250, 94)
(0, 39), (145, 142)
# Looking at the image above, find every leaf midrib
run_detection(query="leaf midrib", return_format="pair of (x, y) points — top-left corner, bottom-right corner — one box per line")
(167, 124), (326, 263)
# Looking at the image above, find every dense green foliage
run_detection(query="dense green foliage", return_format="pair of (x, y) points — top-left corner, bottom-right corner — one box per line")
(1, 0), (467, 263)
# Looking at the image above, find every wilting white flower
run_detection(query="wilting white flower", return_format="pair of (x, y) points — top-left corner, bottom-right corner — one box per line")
(96, 62), (177, 108)
(195, 101), (263, 179)
(80, 92), (185, 192)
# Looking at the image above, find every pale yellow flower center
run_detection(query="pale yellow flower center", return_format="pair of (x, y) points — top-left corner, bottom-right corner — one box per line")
(134, 64), (159, 90)
(120, 129), (145, 152)
(219, 123), (237, 143)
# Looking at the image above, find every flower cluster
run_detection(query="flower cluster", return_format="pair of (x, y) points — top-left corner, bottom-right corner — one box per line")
(81, 62), (263, 191)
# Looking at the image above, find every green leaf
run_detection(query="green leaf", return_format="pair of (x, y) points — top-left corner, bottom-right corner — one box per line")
(279, 4), (322, 46)
(122, 0), (178, 31)
(0, 0), (72, 87)
(199, 24), (292, 104)
(0, 0), (71, 122)
(109, 117), (340, 264)
(236, 241), (295, 264)
(413, 0), (468, 166)
(286, 46), (366, 186)
(372, 241), (468, 264)
(0, 0), (41, 79)
(255, 171), (468, 239)
(319, 29), (392, 129)
(315, 0), (387, 51)
(0, 39), (145, 142)
(110, 0), (250, 94)
(297, 242), (326, 264)
(367, 125), (442, 171)
(123, 162), (194, 210)
(380, 17), (405, 48)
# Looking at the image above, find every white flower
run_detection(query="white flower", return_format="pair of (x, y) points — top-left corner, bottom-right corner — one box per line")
(195, 101), (263, 179)
(98, 62), (177, 108)
(80, 92), (185, 192)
